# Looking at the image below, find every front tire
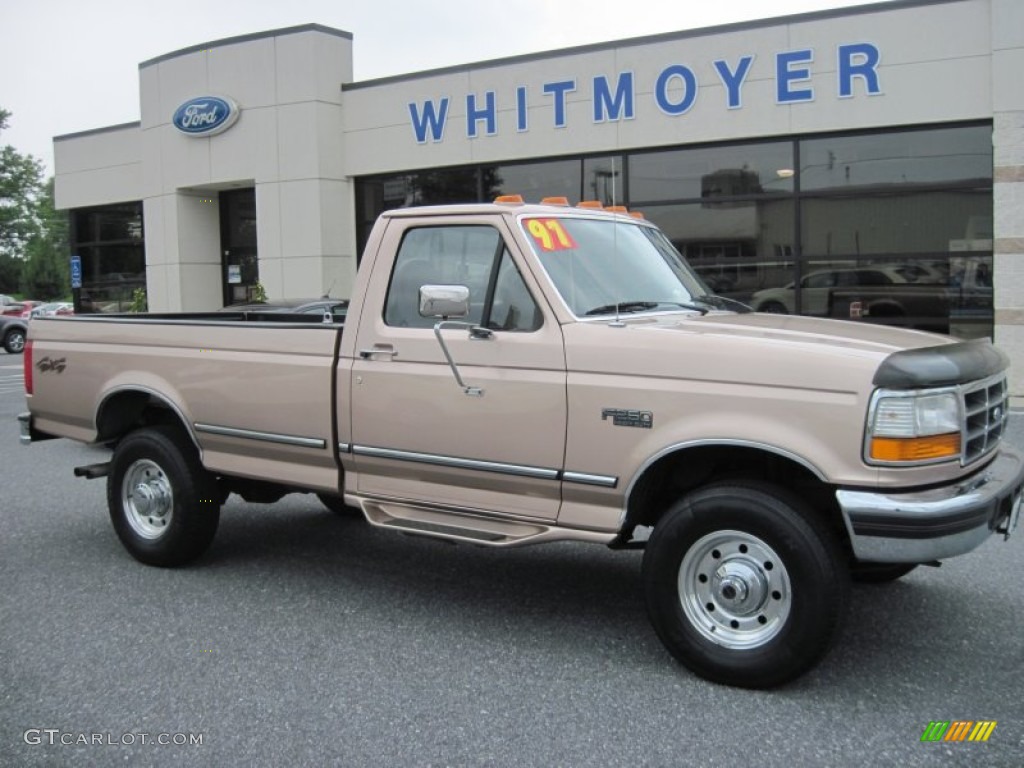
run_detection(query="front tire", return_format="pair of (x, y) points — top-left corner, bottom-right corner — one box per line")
(642, 481), (848, 688)
(758, 300), (789, 314)
(3, 327), (26, 354)
(107, 426), (220, 566)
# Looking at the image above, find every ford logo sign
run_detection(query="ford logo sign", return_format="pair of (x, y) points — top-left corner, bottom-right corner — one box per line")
(172, 95), (239, 137)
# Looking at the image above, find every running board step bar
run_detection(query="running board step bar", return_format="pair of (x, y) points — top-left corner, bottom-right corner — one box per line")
(359, 499), (615, 548)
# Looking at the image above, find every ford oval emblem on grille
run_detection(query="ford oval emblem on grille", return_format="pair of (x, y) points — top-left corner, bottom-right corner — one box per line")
(172, 96), (240, 137)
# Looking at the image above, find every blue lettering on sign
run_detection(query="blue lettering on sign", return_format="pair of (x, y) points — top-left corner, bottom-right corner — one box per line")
(593, 72), (635, 122)
(713, 56), (755, 109)
(655, 64), (698, 116)
(776, 49), (815, 103)
(408, 98), (450, 143)
(405, 42), (881, 141)
(70, 255), (82, 289)
(467, 91), (497, 138)
(516, 86), (529, 132)
(543, 80), (576, 128)
(838, 42), (881, 97)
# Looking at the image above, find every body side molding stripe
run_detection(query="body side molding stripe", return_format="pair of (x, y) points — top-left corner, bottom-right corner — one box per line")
(562, 471), (618, 488)
(194, 423), (326, 449)
(353, 445), (561, 480)
(351, 445), (617, 486)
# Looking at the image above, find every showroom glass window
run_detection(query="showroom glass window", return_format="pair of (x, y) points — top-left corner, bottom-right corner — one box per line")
(799, 125), (993, 338)
(629, 140), (797, 302)
(354, 122), (992, 337)
(70, 203), (145, 313)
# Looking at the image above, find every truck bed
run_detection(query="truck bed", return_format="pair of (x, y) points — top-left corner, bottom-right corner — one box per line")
(26, 313), (345, 493)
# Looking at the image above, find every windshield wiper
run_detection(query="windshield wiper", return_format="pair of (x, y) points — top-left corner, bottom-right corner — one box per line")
(583, 301), (709, 317)
(692, 294), (752, 313)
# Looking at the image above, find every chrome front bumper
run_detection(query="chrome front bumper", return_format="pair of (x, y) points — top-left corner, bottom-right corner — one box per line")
(836, 444), (1024, 564)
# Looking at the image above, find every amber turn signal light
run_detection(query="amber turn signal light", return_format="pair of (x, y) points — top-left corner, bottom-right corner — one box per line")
(870, 433), (960, 462)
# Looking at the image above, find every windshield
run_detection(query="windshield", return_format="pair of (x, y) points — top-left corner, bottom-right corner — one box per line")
(520, 215), (709, 317)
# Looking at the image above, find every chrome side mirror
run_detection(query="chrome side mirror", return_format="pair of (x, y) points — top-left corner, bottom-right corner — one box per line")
(419, 285), (469, 318)
(419, 284), (489, 397)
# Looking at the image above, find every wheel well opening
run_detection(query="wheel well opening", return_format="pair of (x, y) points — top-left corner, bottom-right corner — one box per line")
(623, 445), (842, 540)
(96, 391), (190, 444)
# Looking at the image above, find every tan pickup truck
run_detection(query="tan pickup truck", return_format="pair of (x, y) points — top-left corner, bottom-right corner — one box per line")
(18, 198), (1024, 688)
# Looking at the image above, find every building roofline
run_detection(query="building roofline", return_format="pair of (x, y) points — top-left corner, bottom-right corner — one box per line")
(54, 121), (141, 142)
(139, 23), (352, 69)
(343, 0), (965, 91)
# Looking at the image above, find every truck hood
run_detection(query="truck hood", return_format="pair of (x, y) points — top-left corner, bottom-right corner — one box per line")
(562, 311), (961, 394)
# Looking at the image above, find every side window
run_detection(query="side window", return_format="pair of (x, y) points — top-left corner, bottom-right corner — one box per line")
(805, 271), (837, 289)
(384, 226), (497, 328)
(383, 225), (543, 332)
(489, 250), (543, 332)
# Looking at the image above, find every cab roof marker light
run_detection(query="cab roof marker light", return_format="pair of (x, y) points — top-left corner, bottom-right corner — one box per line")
(541, 196), (569, 206)
(494, 194), (524, 204)
(630, 211), (646, 219)
(606, 205), (628, 214)
(577, 200), (603, 209)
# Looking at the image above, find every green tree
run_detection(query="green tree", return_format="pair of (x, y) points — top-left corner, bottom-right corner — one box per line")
(0, 109), (46, 260)
(20, 177), (70, 299)
(0, 253), (22, 294)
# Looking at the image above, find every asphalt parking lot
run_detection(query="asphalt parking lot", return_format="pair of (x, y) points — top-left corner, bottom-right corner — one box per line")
(1, 350), (1023, 767)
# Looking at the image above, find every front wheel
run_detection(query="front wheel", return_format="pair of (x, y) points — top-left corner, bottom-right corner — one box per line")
(642, 481), (848, 688)
(3, 327), (26, 354)
(107, 426), (220, 566)
(757, 301), (789, 314)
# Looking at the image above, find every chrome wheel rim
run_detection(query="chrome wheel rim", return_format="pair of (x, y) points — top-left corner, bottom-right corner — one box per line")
(678, 529), (791, 649)
(7, 330), (25, 352)
(122, 459), (173, 539)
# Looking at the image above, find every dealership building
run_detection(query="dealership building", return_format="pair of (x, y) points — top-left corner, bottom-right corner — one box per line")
(54, 0), (1024, 392)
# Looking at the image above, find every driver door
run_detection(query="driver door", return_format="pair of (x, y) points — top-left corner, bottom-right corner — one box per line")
(349, 218), (567, 521)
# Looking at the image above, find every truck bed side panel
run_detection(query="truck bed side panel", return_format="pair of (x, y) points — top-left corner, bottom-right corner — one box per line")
(28, 317), (342, 492)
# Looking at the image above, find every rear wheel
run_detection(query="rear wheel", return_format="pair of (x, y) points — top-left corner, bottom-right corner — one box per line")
(107, 426), (220, 566)
(317, 492), (362, 518)
(643, 481), (848, 688)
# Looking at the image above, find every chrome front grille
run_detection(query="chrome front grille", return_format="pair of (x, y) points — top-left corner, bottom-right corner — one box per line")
(962, 375), (1009, 465)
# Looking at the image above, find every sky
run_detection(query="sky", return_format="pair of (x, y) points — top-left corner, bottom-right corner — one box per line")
(1, 0), (884, 176)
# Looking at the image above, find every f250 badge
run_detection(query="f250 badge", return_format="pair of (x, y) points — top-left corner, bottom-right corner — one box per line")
(601, 408), (653, 429)
(36, 357), (67, 374)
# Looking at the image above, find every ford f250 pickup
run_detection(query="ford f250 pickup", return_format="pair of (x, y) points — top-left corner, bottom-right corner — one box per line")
(18, 197), (1024, 688)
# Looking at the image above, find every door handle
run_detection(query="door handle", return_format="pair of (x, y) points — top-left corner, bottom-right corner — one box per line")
(359, 345), (398, 359)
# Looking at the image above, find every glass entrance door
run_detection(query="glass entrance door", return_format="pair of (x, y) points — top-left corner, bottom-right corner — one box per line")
(220, 189), (259, 306)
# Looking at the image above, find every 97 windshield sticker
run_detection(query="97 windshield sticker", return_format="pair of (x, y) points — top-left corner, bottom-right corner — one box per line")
(523, 218), (577, 252)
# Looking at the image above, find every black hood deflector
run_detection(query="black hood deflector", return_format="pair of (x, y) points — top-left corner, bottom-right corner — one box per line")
(874, 339), (1008, 389)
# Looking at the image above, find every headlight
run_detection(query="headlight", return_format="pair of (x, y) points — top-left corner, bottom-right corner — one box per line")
(866, 389), (961, 464)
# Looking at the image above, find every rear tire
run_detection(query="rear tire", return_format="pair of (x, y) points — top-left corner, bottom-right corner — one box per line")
(107, 426), (220, 566)
(642, 481), (848, 688)
(317, 492), (362, 518)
